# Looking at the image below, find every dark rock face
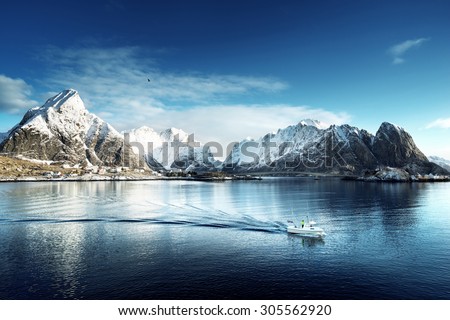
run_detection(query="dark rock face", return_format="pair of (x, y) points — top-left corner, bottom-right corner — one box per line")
(222, 121), (448, 175)
(318, 125), (378, 173)
(372, 122), (428, 167)
(370, 122), (448, 175)
(0, 89), (138, 167)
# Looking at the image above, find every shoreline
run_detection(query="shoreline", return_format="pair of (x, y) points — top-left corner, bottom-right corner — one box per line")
(1, 169), (448, 183)
(0, 174), (263, 183)
(341, 176), (450, 183)
(2, 174), (448, 183)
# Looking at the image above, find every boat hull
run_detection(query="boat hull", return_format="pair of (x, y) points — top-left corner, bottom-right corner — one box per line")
(287, 226), (326, 237)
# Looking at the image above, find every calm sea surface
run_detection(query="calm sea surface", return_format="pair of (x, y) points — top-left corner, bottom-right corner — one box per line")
(1, 178), (449, 299)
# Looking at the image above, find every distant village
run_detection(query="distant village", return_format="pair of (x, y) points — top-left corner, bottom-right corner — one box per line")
(38, 164), (261, 182)
(41, 164), (181, 180)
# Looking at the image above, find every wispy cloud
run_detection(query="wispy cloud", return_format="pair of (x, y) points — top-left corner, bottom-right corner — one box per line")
(38, 45), (288, 106)
(34, 45), (350, 145)
(426, 118), (450, 129)
(387, 38), (429, 64)
(0, 74), (38, 113)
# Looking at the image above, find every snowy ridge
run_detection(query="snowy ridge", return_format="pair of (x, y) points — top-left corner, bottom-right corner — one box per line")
(42, 89), (80, 111)
(224, 120), (347, 167)
(11, 89), (121, 141)
(36, 89), (121, 143)
(124, 126), (215, 170)
(299, 119), (329, 129)
(0, 89), (128, 166)
(227, 122), (325, 166)
(223, 119), (435, 175)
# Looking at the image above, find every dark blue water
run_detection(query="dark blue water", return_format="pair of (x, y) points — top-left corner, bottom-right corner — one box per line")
(1, 178), (449, 299)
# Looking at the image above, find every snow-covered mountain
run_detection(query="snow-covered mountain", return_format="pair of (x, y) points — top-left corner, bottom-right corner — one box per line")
(298, 119), (329, 129)
(222, 120), (446, 175)
(124, 126), (216, 171)
(428, 156), (450, 172)
(0, 89), (138, 167)
(1, 89), (447, 176)
(0, 89), (214, 170)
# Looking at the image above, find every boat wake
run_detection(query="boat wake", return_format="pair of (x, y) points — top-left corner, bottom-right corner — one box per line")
(152, 204), (287, 233)
(2, 202), (288, 234)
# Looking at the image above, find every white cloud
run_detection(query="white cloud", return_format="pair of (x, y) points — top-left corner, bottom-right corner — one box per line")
(387, 38), (429, 64)
(426, 118), (450, 129)
(38, 45), (288, 106)
(0, 74), (38, 113)
(392, 57), (404, 65)
(35, 45), (350, 149)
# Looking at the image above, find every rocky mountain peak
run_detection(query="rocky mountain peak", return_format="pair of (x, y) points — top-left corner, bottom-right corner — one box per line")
(222, 120), (446, 176)
(42, 89), (80, 109)
(18, 89), (86, 127)
(161, 127), (189, 140)
(0, 89), (136, 167)
(373, 121), (428, 167)
(132, 126), (156, 134)
(376, 122), (404, 138)
(298, 119), (328, 129)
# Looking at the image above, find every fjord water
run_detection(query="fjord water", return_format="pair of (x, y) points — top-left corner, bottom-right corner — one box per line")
(1, 178), (449, 299)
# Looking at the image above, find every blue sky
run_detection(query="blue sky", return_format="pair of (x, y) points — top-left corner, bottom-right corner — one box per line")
(1, 0), (450, 158)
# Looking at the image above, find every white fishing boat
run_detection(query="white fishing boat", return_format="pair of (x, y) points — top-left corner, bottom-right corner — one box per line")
(287, 218), (326, 237)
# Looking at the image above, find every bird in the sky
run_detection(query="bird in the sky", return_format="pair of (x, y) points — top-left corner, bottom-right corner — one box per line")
(147, 78), (151, 82)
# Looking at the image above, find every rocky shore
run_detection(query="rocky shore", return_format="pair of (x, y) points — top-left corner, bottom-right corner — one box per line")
(343, 167), (449, 182)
